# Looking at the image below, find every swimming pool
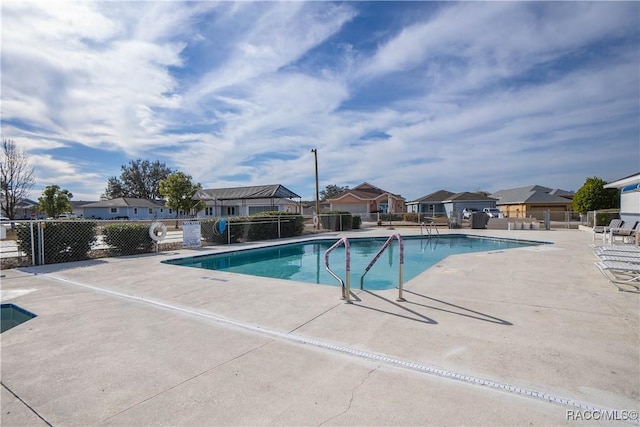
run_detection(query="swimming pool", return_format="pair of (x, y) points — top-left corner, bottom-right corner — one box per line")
(164, 235), (544, 290)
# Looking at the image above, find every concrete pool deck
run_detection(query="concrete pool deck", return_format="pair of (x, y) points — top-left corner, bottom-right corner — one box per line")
(1, 227), (638, 426)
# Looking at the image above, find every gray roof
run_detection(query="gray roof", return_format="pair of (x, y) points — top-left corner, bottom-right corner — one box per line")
(443, 192), (497, 202)
(490, 185), (573, 205)
(408, 190), (455, 204)
(81, 198), (166, 208)
(195, 184), (300, 201)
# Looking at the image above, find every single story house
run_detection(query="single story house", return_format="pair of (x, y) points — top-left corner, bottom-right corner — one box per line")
(442, 192), (498, 218)
(71, 200), (97, 218)
(194, 184), (302, 218)
(490, 185), (574, 220)
(80, 198), (174, 220)
(0, 197), (40, 219)
(327, 182), (405, 218)
(406, 190), (455, 216)
(604, 172), (640, 227)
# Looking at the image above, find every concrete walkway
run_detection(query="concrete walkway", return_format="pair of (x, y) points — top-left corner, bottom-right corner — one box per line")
(1, 228), (638, 426)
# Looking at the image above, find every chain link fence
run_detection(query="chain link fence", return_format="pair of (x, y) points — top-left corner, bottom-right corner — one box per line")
(0, 213), (365, 269)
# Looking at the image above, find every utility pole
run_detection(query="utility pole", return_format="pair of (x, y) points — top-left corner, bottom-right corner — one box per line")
(311, 148), (319, 230)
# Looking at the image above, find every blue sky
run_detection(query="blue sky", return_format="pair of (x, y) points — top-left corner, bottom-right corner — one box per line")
(2, 1), (639, 202)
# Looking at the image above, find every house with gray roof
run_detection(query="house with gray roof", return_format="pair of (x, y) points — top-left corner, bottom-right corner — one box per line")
(490, 185), (574, 219)
(407, 190), (497, 218)
(442, 192), (498, 218)
(406, 190), (455, 216)
(0, 197), (40, 219)
(81, 198), (172, 220)
(194, 184), (302, 218)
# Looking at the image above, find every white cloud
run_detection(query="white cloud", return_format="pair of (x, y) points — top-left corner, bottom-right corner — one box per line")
(1, 1), (638, 201)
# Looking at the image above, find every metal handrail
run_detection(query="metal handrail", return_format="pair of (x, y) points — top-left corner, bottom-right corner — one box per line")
(421, 221), (440, 236)
(360, 233), (405, 301)
(324, 237), (352, 304)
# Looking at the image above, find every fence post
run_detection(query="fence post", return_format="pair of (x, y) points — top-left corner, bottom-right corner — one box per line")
(30, 221), (36, 266)
(543, 210), (551, 230)
(38, 221), (45, 265)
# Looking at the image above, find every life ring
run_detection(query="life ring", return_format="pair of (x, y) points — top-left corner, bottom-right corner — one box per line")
(149, 222), (167, 242)
(218, 218), (227, 234)
(312, 214), (319, 227)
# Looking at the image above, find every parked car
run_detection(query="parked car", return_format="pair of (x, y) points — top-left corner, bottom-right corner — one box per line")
(56, 213), (77, 219)
(483, 208), (503, 218)
(462, 208), (478, 219)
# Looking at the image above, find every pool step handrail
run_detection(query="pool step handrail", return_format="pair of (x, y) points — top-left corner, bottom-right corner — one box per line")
(324, 237), (352, 304)
(421, 221), (440, 236)
(360, 233), (405, 301)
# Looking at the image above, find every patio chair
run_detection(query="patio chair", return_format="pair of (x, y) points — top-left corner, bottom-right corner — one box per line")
(594, 260), (640, 293)
(609, 221), (639, 244)
(591, 244), (640, 252)
(596, 254), (640, 264)
(592, 219), (623, 243)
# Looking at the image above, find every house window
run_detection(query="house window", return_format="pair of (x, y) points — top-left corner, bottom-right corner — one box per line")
(109, 208), (118, 214)
(248, 206), (273, 215)
(226, 206), (236, 216)
(133, 208), (138, 215)
(148, 208), (153, 214)
(160, 208), (163, 213)
(205, 207), (214, 216)
(379, 202), (388, 213)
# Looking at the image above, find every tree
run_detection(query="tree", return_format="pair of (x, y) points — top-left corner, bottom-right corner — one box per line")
(38, 185), (73, 218)
(103, 159), (173, 200)
(0, 139), (35, 219)
(572, 177), (619, 214)
(320, 184), (349, 201)
(158, 172), (205, 219)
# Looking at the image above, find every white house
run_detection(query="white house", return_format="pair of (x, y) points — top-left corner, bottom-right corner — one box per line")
(604, 172), (640, 227)
(194, 184), (302, 218)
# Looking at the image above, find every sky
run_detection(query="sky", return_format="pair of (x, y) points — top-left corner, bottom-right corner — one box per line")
(2, 1), (639, 203)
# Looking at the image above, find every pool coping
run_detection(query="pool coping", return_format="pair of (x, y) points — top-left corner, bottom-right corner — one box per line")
(1, 227), (638, 426)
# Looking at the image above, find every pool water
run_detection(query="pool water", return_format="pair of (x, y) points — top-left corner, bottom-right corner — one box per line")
(1, 303), (37, 333)
(164, 235), (543, 290)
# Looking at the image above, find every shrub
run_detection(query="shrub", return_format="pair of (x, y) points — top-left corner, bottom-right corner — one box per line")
(402, 213), (419, 222)
(201, 213), (304, 244)
(201, 218), (239, 244)
(320, 211), (353, 231)
(352, 215), (361, 229)
(102, 223), (155, 255)
(16, 221), (97, 265)
(594, 210), (621, 227)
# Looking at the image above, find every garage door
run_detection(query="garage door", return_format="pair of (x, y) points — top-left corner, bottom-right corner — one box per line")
(335, 204), (368, 214)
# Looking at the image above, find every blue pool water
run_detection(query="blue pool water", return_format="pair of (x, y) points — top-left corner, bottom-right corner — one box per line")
(164, 235), (543, 290)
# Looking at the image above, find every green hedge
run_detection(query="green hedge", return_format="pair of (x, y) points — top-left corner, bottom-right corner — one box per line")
(201, 213), (304, 244)
(594, 211), (621, 227)
(102, 223), (155, 255)
(352, 215), (361, 229)
(15, 221), (97, 265)
(320, 211), (354, 231)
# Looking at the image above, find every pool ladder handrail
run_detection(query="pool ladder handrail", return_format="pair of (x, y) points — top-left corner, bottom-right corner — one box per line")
(324, 237), (352, 304)
(360, 233), (405, 301)
(421, 221), (440, 236)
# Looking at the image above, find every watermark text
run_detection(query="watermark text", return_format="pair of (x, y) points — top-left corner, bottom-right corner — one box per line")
(566, 409), (638, 422)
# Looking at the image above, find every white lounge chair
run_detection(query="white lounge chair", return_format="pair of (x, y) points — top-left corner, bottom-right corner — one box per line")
(592, 244), (640, 253)
(592, 219), (624, 243)
(597, 254), (640, 264)
(594, 260), (640, 292)
(608, 221), (639, 245)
